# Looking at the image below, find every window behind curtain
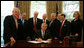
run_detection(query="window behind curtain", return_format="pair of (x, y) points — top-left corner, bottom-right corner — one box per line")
(63, 1), (79, 22)
(30, 1), (46, 19)
(1, 1), (14, 47)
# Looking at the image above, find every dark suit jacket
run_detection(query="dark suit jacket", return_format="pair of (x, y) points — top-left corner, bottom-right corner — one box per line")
(34, 29), (52, 40)
(3, 15), (17, 44)
(49, 19), (61, 39)
(59, 20), (71, 40)
(17, 19), (28, 40)
(23, 20), (32, 40)
(71, 19), (83, 41)
(27, 18), (42, 40)
(41, 20), (50, 30)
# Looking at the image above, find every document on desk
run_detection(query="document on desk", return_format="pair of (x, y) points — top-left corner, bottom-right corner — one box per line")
(28, 41), (41, 43)
(41, 40), (50, 43)
(28, 40), (50, 43)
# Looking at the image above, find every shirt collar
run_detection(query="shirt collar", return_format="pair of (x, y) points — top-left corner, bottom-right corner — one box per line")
(62, 19), (66, 25)
(41, 29), (45, 33)
(13, 15), (17, 20)
(33, 17), (37, 21)
(43, 19), (46, 22)
(43, 19), (46, 21)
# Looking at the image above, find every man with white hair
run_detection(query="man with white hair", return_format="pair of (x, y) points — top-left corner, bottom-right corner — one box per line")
(3, 7), (20, 46)
(49, 13), (61, 40)
(27, 11), (42, 40)
(42, 13), (50, 30)
(49, 13), (56, 27)
(34, 23), (52, 42)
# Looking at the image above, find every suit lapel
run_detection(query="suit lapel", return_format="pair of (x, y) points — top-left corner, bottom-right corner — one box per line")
(43, 20), (47, 23)
(11, 16), (17, 29)
(32, 18), (34, 27)
(46, 20), (47, 23)
(39, 30), (43, 38)
(62, 20), (66, 28)
(37, 18), (39, 26)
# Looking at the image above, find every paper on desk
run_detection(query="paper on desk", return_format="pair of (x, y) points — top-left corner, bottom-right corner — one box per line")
(41, 40), (50, 43)
(28, 41), (42, 43)
(28, 40), (50, 43)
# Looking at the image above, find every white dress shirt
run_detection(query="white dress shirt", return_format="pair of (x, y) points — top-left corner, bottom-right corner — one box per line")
(41, 30), (45, 38)
(13, 16), (18, 29)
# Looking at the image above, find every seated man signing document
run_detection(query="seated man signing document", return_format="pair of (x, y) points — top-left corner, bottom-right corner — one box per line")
(34, 23), (52, 42)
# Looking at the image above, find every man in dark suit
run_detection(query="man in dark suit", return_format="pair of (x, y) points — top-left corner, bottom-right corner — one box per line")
(17, 12), (28, 40)
(3, 7), (20, 46)
(27, 11), (42, 40)
(58, 14), (71, 41)
(49, 13), (61, 40)
(42, 14), (50, 29)
(35, 23), (52, 42)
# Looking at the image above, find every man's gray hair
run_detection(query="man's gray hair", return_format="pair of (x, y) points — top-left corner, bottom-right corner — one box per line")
(43, 13), (47, 16)
(41, 23), (48, 27)
(51, 13), (56, 17)
(13, 7), (20, 12)
(58, 13), (61, 16)
(34, 11), (39, 14)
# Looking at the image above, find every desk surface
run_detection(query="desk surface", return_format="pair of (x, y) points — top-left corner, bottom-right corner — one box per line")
(6, 40), (83, 47)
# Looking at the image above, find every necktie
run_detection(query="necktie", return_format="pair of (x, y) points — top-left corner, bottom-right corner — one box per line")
(34, 19), (37, 32)
(59, 22), (63, 37)
(44, 20), (46, 23)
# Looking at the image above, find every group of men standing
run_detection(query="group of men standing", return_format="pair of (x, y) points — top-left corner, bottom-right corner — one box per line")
(3, 7), (82, 46)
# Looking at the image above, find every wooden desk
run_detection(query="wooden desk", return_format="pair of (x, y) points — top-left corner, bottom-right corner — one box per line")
(5, 40), (83, 47)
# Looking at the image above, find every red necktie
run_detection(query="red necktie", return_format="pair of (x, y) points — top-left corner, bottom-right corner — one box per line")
(44, 20), (46, 23)
(34, 19), (37, 32)
(59, 22), (63, 37)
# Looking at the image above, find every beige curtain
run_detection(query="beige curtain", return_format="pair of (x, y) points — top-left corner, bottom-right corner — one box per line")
(80, 1), (83, 21)
(80, 1), (83, 42)
(57, 1), (62, 14)
(14, 1), (30, 20)
(46, 1), (62, 21)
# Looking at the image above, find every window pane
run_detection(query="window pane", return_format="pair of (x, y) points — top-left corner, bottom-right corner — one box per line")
(30, 1), (46, 19)
(63, 1), (79, 21)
